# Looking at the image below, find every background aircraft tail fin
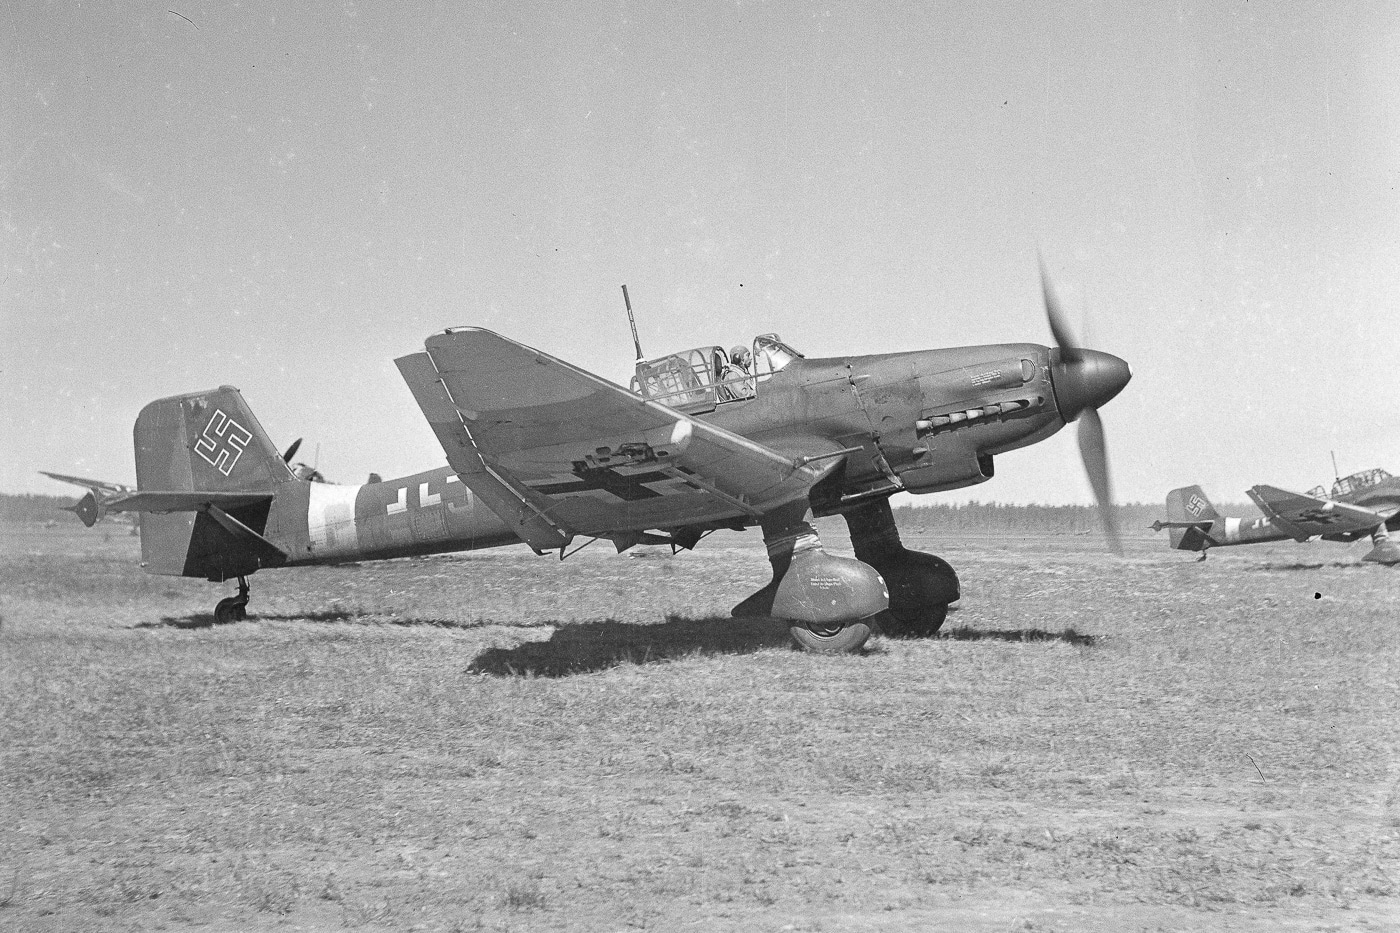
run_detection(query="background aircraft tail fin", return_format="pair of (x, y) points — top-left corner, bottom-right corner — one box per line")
(1164, 485), (1219, 550)
(133, 386), (293, 578)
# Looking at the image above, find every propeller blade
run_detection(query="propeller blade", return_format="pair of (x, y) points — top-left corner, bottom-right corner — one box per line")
(1039, 256), (1081, 363)
(282, 438), (303, 464)
(1077, 407), (1122, 556)
(1040, 255), (1127, 555)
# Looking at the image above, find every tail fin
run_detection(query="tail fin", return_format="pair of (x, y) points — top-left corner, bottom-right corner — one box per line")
(1163, 485), (1219, 550)
(135, 386), (292, 494)
(134, 386), (293, 577)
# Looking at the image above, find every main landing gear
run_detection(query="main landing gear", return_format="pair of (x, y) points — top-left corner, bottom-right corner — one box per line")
(213, 576), (251, 625)
(1363, 525), (1400, 565)
(843, 497), (960, 638)
(732, 500), (888, 653)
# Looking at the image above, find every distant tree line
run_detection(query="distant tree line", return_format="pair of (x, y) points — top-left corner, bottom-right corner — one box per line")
(1, 491), (1259, 536)
(0, 493), (78, 523)
(891, 500), (1258, 537)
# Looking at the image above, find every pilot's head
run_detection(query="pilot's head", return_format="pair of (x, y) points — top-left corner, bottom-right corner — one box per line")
(730, 346), (751, 367)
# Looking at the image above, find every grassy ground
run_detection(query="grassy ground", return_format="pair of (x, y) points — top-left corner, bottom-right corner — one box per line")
(1, 522), (1397, 932)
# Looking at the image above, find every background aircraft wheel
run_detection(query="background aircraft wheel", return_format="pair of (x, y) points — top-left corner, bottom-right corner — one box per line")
(881, 603), (949, 639)
(788, 620), (872, 654)
(214, 597), (242, 625)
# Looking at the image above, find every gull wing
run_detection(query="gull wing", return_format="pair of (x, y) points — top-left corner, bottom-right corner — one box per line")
(40, 471), (135, 496)
(396, 328), (831, 548)
(1246, 485), (1386, 541)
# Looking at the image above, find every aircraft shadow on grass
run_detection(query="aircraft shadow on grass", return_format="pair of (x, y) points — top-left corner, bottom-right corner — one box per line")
(937, 625), (1098, 647)
(470, 615), (1100, 677)
(138, 609), (368, 630)
(1245, 562), (1376, 572)
(466, 614), (813, 677)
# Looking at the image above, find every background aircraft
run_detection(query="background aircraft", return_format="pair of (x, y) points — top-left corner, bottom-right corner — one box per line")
(39, 471), (138, 530)
(71, 275), (1130, 651)
(1151, 469), (1400, 564)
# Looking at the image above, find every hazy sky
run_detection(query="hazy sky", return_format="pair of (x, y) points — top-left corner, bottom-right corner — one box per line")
(4, 1), (1398, 507)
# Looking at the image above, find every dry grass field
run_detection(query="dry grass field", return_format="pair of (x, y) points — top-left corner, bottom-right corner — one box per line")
(2, 520), (1397, 932)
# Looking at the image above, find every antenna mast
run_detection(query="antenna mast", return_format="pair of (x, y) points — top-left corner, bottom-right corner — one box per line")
(1331, 450), (1340, 482)
(621, 284), (643, 361)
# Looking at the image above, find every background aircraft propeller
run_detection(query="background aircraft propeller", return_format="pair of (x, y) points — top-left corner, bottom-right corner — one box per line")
(1040, 259), (1130, 555)
(281, 437), (328, 482)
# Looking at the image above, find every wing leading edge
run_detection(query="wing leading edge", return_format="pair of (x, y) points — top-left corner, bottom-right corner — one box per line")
(396, 328), (834, 548)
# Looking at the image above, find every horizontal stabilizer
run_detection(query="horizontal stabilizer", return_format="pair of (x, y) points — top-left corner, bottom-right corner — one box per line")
(1150, 520), (1213, 533)
(105, 491), (275, 514)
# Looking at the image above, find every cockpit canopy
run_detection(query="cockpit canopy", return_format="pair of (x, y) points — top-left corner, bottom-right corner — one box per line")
(1308, 468), (1392, 500)
(751, 334), (802, 379)
(631, 334), (803, 413)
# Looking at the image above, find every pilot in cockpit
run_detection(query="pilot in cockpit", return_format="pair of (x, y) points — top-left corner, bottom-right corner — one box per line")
(720, 345), (757, 401)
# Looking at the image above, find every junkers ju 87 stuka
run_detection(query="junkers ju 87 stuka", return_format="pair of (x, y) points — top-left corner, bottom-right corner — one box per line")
(1152, 467), (1400, 565)
(65, 272), (1130, 652)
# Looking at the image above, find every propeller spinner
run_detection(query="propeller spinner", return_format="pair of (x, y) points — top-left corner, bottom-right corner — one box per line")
(1040, 261), (1131, 554)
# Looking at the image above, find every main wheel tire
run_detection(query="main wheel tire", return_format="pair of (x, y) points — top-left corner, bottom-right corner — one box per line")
(214, 597), (242, 625)
(881, 603), (949, 639)
(788, 620), (873, 654)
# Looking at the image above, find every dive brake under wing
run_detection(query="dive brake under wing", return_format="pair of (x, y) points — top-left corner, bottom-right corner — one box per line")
(1246, 485), (1387, 541)
(396, 328), (835, 549)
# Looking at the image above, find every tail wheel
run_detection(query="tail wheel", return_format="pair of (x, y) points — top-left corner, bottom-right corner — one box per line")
(788, 620), (873, 654)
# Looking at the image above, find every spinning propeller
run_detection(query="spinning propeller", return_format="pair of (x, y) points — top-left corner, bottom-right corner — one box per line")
(1040, 260), (1131, 554)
